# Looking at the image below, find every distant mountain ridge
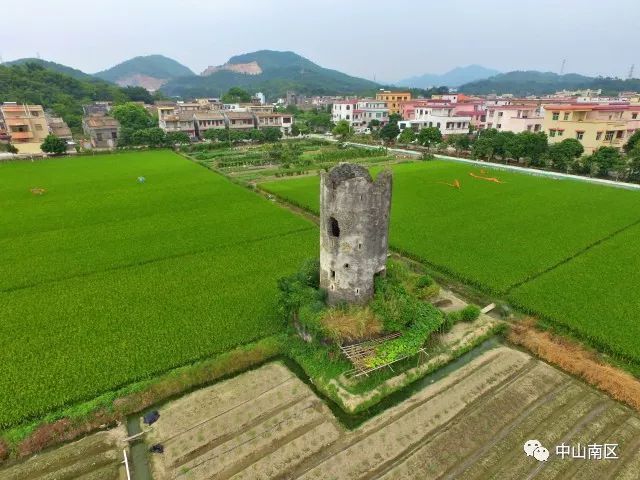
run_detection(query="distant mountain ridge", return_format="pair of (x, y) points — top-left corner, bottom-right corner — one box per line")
(398, 65), (500, 88)
(4, 58), (94, 80)
(161, 50), (380, 99)
(94, 55), (195, 91)
(458, 70), (640, 96)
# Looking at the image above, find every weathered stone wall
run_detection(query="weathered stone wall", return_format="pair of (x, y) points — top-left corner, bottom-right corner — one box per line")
(320, 163), (392, 305)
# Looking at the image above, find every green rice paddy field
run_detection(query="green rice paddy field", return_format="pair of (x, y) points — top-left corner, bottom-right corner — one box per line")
(262, 161), (640, 365)
(4, 150), (640, 430)
(0, 151), (316, 428)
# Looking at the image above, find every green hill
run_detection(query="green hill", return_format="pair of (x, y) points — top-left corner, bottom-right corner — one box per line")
(4, 58), (93, 80)
(0, 62), (155, 129)
(95, 55), (195, 90)
(161, 50), (379, 99)
(460, 70), (640, 96)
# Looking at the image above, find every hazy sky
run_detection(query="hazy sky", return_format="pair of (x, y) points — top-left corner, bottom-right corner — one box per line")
(2, 0), (638, 82)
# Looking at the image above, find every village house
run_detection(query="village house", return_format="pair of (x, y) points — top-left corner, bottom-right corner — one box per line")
(398, 105), (471, 136)
(162, 111), (198, 138)
(82, 102), (112, 116)
(331, 100), (357, 125)
(542, 104), (639, 154)
(485, 105), (543, 133)
(225, 111), (256, 130)
(246, 104), (275, 114)
(375, 90), (411, 116)
(352, 99), (389, 132)
(193, 111), (226, 138)
(45, 115), (73, 141)
(82, 115), (120, 148)
(255, 112), (293, 134)
(0, 103), (49, 153)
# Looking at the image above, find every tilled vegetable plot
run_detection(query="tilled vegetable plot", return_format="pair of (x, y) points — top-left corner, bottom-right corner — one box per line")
(143, 353), (640, 479)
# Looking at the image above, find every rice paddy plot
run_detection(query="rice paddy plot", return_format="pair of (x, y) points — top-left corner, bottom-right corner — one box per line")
(0, 151), (316, 428)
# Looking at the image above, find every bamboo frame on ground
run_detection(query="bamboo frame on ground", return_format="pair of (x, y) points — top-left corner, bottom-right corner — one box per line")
(340, 333), (429, 378)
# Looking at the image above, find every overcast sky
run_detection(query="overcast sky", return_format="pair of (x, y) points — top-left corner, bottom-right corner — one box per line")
(1, 0), (638, 82)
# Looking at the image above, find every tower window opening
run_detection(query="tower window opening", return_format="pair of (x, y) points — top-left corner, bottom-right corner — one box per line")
(344, 263), (349, 269)
(329, 216), (340, 237)
(330, 269), (336, 279)
(356, 288), (360, 294)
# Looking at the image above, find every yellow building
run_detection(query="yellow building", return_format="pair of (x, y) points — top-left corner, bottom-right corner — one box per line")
(542, 104), (638, 154)
(375, 90), (411, 116)
(0, 103), (49, 152)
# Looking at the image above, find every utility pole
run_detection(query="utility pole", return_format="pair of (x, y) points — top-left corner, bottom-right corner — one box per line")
(628, 64), (635, 80)
(560, 59), (566, 75)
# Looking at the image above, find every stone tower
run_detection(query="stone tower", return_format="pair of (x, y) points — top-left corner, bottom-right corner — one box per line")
(320, 163), (392, 305)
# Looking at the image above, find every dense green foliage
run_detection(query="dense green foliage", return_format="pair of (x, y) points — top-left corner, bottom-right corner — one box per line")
(0, 151), (316, 427)
(460, 70), (640, 96)
(332, 120), (352, 140)
(417, 127), (443, 149)
(5, 58), (94, 80)
(277, 258), (443, 369)
(109, 102), (178, 147)
(262, 160), (640, 363)
(94, 54), (195, 82)
(161, 50), (379, 99)
(368, 262), (444, 368)
(221, 87), (252, 103)
(40, 134), (67, 155)
(0, 63), (154, 129)
(278, 105), (333, 133)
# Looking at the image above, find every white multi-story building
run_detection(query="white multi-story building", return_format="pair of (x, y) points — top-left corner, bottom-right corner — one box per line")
(485, 105), (543, 133)
(332, 101), (357, 124)
(398, 105), (471, 135)
(352, 99), (389, 132)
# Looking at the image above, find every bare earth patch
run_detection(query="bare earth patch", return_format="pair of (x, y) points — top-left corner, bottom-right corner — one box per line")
(138, 348), (640, 479)
(0, 424), (127, 480)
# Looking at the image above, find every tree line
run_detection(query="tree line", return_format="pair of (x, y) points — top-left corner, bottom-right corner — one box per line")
(0, 62), (159, 130)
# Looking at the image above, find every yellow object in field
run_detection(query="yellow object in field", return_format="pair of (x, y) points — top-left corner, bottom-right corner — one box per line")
(437, 179), (461, 189)
(470, 172), (503, 184)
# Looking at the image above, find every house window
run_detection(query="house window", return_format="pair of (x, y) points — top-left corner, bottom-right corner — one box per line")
(605, 131), (614, 141)
(575, 131), (584, 140)
(633, 113), (638, 119)
(497, 111), (503, 117)
(97, 132), (103, 141)
(596, 131), (603, 140)
(35, 124), (43, 131)
(616, 130), (624, 139)
(111, 131), (117, 139)
(563, 112), (570, 120)
(552, 112), (560, 120)
(496, 124), (502, 129)
(549, 129), (556, 137)
(557, 130), (563, 137)
(30, 111), (39, 116)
